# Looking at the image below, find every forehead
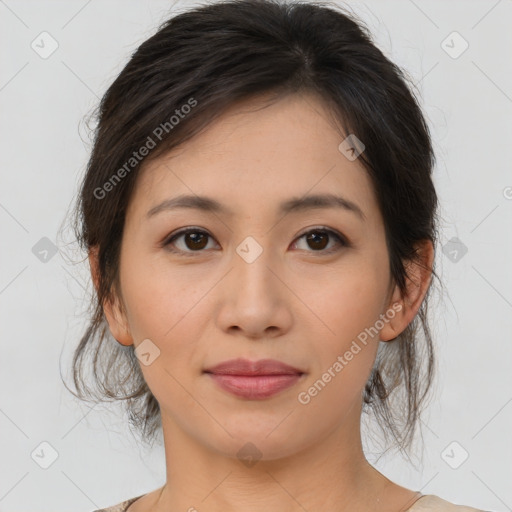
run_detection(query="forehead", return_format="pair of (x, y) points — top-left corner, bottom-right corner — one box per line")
(128, 92), (379, 224)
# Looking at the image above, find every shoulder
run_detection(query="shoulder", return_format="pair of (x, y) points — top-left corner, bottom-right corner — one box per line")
(408, 495), (491, 511)
(90, 494), (146, 512)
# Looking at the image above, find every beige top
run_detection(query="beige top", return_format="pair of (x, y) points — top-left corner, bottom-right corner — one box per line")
(91, 493), (490, 511)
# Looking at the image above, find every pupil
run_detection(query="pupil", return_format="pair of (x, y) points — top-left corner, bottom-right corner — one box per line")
(187, 233), (207, 250)
(307, 232), (327, 250)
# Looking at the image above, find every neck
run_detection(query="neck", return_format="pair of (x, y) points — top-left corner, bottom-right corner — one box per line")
(152, 404), (414, 512)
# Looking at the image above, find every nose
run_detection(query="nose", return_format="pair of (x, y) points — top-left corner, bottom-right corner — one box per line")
(215, 241), (293, 339)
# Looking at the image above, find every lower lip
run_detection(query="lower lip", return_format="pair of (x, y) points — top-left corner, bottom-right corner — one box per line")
(206, 373), (303, 399)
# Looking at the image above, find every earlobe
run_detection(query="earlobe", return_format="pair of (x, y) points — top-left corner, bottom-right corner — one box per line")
(102, 294), (134, 347)
(380, 240), (434, 342)
(88, 246), (134, 347)
(379, 297), (405, 342)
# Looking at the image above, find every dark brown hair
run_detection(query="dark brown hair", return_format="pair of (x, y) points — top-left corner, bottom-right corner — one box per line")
(65, 0), (440, 453)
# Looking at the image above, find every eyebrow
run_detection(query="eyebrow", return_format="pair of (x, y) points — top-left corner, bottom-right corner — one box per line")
(146, 193), (366, 221)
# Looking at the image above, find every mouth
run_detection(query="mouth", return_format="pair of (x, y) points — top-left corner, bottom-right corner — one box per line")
(203, 358), (305, 400)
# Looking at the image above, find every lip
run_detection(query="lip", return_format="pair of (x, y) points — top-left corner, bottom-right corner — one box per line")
(204, 357), (304, 376)
(204, 358), (305, 400)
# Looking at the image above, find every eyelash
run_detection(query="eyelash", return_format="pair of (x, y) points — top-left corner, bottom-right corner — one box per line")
(161, 226), (350, 257)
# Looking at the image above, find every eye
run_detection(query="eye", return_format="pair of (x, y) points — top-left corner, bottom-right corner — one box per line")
(162, 226), (349, 256)
(163, 227), (218, 255)
(291, 227), (349, 254)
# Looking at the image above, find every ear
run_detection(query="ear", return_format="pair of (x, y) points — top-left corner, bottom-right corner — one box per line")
(88, 246), (134, 346)
(380, 239), (434, 342)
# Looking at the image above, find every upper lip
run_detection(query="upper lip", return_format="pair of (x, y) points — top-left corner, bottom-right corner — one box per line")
(204, 358), (304, 376)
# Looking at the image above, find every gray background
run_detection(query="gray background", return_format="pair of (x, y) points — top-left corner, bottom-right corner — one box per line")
(0, 1), (511, 511)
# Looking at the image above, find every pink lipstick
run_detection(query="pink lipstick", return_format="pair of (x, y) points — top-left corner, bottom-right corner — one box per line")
(204, 358), (304, 400)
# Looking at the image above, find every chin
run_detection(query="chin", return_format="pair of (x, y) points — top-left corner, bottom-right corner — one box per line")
(197, 417), (312, 463)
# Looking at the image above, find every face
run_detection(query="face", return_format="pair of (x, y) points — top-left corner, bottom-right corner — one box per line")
(102, 92), (409, 462)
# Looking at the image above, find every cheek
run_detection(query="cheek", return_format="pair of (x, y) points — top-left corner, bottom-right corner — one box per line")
(118, 260), (207, 405)
(119, 249), (204, 341)
(301, 258), (389, 345)
(296, 259), (388, 396)
(295, 288), (382, 419)
(118, 253), (216, 390)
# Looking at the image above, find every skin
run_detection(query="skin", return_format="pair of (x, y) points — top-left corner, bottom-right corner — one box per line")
(90, 92), (434, 512)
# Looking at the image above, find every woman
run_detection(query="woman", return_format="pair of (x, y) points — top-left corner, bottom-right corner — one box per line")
(69, 0), (489, 510)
